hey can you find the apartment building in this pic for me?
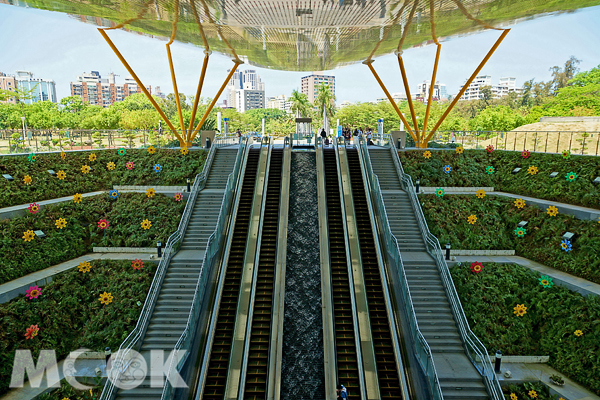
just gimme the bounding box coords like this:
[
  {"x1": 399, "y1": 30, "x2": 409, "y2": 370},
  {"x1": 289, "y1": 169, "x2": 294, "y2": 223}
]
[
  {"x1": 70, "y1": 71, "x2": 151, "y2": 107},
  {"x1": 301, "y1": 72, "x2": 335, "y2": 104}
]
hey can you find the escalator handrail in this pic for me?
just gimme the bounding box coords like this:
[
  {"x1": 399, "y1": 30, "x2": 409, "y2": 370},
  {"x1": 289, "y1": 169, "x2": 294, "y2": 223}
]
[
  {"x1": 387, "y1": 145, "x2": 504, "y2": 400},
  {"x1": 358, "y1": 140, "x2": 443, "y2": 399},
  {"x1": 99, "y1": 136, "x2": 239, "y2": 400},
  {"x1": 161, "y1": 137, "x2": 251, "y2": 400}
]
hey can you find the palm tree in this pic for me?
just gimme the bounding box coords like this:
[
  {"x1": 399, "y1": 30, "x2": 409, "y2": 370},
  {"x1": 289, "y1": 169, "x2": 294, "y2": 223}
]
[
  {"x1": 289, "y1": 89, "x2": 311, "y2": 118},
  {"x1": 314, "y1": 83, "x2": 336, "y2": 132}
]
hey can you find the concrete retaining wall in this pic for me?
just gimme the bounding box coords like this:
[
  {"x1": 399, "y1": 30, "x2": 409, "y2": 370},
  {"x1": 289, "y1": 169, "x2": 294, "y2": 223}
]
[
  {"x1": 540, "y1": 116, "x2": 600, "y2": 123},
  {"x1": 450, "y1": 250, "x2": 515, "y2": 256},
  {"x1": 92, "y1": 247, "x2": 157, "y2": 253}
]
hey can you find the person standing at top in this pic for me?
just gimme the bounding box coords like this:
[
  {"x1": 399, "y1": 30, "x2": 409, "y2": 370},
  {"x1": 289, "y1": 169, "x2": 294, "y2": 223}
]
[
  {"x1": 321, "y1": 128, "x2": 327, "y2": 140},
  {"x1": 366, "y1": 129, "x2": 372, "y2": 146}
]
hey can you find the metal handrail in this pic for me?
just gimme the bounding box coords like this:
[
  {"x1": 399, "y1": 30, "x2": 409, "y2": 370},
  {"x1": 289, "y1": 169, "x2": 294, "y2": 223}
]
[
  {"x1": 387, "y1": 145, "x2": 504, "y2": 400},
  {"x1": 161, "y1": 137, "x2": 249, "y2": 399},
  {"x1": 99, "y1": 136, "x2": 238, "y2": 400},
  {"x1": 357, "y1": 140, "x2": 443, "y2": 400}
]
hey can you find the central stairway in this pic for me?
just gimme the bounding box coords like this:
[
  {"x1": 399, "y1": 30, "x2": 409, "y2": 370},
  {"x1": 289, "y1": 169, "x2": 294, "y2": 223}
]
[{"x1": 368, "y1": 148, "x2": 489, "y2": 400}]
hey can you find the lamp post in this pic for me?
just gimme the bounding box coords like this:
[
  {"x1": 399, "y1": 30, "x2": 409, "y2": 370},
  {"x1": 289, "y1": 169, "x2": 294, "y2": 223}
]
[
  {"x1": 445, "y1": 243, "x2": 451, "y2": 260},
  {"x1": 415, "y1": 178, "x2": 420, "y2": 193},
  {"x1": 186, "y1": 178, "x2": 191, "y2": 193}
]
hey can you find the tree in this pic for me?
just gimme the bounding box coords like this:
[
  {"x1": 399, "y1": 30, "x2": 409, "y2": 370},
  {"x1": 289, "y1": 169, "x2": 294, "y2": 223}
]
[
  {"x1": 314, "y1": 83, "x2": 336, "y2": 129},
  {"x1": 569, "y1": 64, "x2": 600, "y2": 87},
  {"x1": 549, "y1": 56, "x2": 581, "y2": 94},
  {"x1": 289, "y1": 89, "x2": 311, "y2": 118},
  {"x1": 478, "y1": 85, "x2": 493, "y2": 110}
]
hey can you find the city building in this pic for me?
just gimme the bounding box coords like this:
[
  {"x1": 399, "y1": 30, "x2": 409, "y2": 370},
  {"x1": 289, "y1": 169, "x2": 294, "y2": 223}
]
[
  {"x1": 416, "y1": 80, "x2": 448, "y2": 102},
  {"x1": 154, "y1": 86, "x2": 166, "y2": 99},
  {"x1": 1, "y1": 71, "x2": 58, "y2": 104},
  {"x1": 0, "y1": 72, "x2": 17, "y2": 104},
  {"x1": 301, "y1": 72, "x2": 335, "y2": 104},
  {"x1": 225, "y1": 69, "x2": 265, "y2": 111},
  {"x1": 70, "y1": 71, "x2": 152, "y2": 107},
  {"x1": 376, "y1": 92, "x2": 417, "y2": 103},
  {"x1": 266, "y1": 95, "x2": 292, "y2": 113},
  {"x1": 459, "y1": 75, "x2": 521, "y2": 100}
]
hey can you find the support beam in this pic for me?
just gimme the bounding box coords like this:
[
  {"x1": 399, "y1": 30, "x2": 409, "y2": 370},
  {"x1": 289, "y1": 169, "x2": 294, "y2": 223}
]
[
  {"x1": 188, "y1": 52, "x2": 210, "y2": 143},
  {"x1": 396, "y1": 54, "x2": 420, "y2": 143},
  {"x1": 424, "y1": 29, "x2": 510, "y2": 143},
  {"x1": 364, "y1": 59, "x2": 417, "y2": 144},
  {"x1": 166, "y1": 45, "x2": 186, "y2": 140},
  {"x1": 98, "y1": 28, "x2": 184, "y2": 145},
  {"x1": 190, "y1": 60, "x2": 243, "y2": 143},
  {"x1": 421, "y1": 0, "x2": 442, "y2": 141}
]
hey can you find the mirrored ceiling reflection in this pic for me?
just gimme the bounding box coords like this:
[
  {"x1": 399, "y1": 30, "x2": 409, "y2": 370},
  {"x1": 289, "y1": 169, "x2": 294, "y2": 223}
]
[{"x1": 3, "y1": 0, "x2": 600, "y2": 70}]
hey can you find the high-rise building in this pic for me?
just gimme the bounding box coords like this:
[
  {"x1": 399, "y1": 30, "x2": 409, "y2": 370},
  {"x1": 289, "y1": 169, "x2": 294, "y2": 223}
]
[
  {"x1": 9, "y1": 71, "x2": 57, "y2": 104},
  {"x1": 70, "y1": 71, "x2": 152, "y2": 107},
  {"x1": 0, "y1": 72, "x2": 17, "y2": 104},
  {"x1": 416, "y1": 80, "x2": 448, "y2": 102},
  {"x1": 301, "y1": 72, "x2": 335, "y2": 104},
  {"x1": 459, "y1": 75, "x2": 521, "y2": 100},
  {"x1": 225, "y1": 69, "x2": 265, "y2": 111},
  {"x1": 266, "y1": 94, "x2": 292, "y2": 113}
]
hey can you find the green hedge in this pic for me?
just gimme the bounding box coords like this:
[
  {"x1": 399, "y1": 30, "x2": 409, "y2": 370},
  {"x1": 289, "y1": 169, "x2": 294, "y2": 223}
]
[
  {"x1": 0, "y1": 148, "x2": 206, "y2": 208},
  {"x1": 502, "y1": 382, "x2": 562, "y2": 400},
  {"x1": 451, "y1": 262, "x2": 600, "y2": 396},
  {"x1": 0, "y1": 192, "x2": 184, "y2": 285},
  {"x1": 421, "y1": 195, "x2": 600, "y2": 283},
  {"x1": 398, "y1": 150, "x2": 600, "y2": 208},
  {"x1": 0, "y1": 259, "x2": 156, "y2": 396}
]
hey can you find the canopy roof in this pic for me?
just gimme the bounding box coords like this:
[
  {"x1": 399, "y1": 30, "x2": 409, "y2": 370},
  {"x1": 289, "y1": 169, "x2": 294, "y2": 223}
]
[{"x1": 10, "y1": 0, "x2": 600, "y2": 70}]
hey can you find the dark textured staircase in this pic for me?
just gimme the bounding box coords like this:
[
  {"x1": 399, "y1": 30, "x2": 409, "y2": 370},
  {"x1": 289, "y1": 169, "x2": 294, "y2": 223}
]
[
  {"x1": 368, "y1": 148, "x2": 489, "y2": 400},
  {"x1": 114, "y1": 147, "x2": 239, "y2": 400}
]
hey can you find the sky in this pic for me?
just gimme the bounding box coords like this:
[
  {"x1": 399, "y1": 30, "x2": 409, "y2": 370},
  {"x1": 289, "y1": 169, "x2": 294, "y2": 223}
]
[{"x1": 0, "y1": 3, "x2": 600, "y2": 104}]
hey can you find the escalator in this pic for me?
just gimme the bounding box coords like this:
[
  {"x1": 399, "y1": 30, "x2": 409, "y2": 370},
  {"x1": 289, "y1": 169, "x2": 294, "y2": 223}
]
[
  {"x1": 323, "y1": 148, "x2": 362, "y2": 399},
  {"x1": 243, "y1": 148, "x2": 284, "y2": 399},
  {"x1": 202, "y1": 148, "x2": 261, "y2": 400},
  {"x1": 346, "y1": 148, "x2": 403, "y2": 400}
]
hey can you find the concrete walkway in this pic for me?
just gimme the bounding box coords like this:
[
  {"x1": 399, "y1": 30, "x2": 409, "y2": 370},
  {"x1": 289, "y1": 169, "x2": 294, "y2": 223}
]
[
  {"x1": 0, "y1": 252, "x2": 159, "y2": 304},
  {"x1": 419, "y1": 187, "x2": 600, "y2": 221},
  {"x1": 451, "y1": 255, "x2": 600, "y2": 298}
]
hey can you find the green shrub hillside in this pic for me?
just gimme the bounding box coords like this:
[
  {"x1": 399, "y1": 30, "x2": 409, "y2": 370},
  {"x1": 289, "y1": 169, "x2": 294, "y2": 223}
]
[
  {"x1": 0, "y1": 192, "x2": 184, "y2": 285},
  {"x1": 398, "y1": 150, "x2": 600, "y2": 208},
  {"x1": 0, "y1": 259, "x2": 156, "y2": 396},
  {"x1": 0, "y1": 148, "x2": 206, "y2": 208},
  {"x1": 421, "y1": 195, "x2": 600, "y2": 283},
  {"x1": 451, "y1": 262, "x2": 600, "y2": 395}
]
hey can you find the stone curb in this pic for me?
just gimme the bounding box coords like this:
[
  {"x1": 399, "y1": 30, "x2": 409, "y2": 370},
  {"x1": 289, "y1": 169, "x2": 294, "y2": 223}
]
[
  {"x1": 419, "y1": 186, "x2": 494, "y2": 194},
  {"x1": 113, "y1": 185, "x2": 188, "y2": 192},
  {"x1": 450, "y1": 250, "x2": 515, "y2": 256},
  {"x1": 93, "y1": 247, "x2": 157, "y2": 253}
]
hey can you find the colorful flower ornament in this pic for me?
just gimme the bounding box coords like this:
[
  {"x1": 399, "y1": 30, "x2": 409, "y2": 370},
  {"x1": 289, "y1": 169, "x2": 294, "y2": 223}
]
[
  {"x1": 565, "y1": 172, "x2": 577, "y2": 182},
  {"x1": 28, "y1": 153, "x2": 37, "y2": 163},
  {"x1": 561, "y1": 239, "x2": 572, "y2": 252},
  {"x1": 132, "y1": 259, "x2": 144, "y2": 270},
  {"x1": 60, "y1": 151, "x2": 66, "y2": 160},
  {"x1": 527, "y1": 166, "x2": 538, "y2": 175},
  {"x1": 26, "y1": 285, "x2": 42, "y2": 300},
  {"x1": 514, "y1": 198, "x2": 526, "y2": 209},
  {"x1": 423, "y1": 151, "x2": 432, "y2": 159},
  {"x1": 126, "y1": 161, "x2": 135, "y2": 170},
  {"x1": 118, "y1": 148, "x2": 126, "y2": 156},
  {"x1": 470, "y1": 262, "x2": 483, "y2": 274},
  {"x1": 510, "y1": 393, "x2": 518, "y2": 400},
  {"x1": 28, "y1": 203, "x2": 40, "y2": 214},
  {"x1": 174, "y1": 192, "x2": 183, "y2": 202},
  {"x1": 107, "y1": 161, "x2": 116, "y2": 171},
  {"x1": 514, "y1": 227, "x2": 526, "y2": 237},
  {"x1": 455, "y1": 146, "x2": 464, "y2": 154},
  {"x1": 73, "y1": 193, "x2": 83, "y2": 204},
  {"x1": 467, "y1": 214, "x2": 477, "y2": 224},
  {"x1": 476, "y1": 189, "x2": 486, "y2": 198},
  {"x1": 55, "y1": 218, "x2": 67, "y2": 229},
  {"x1": 528, "y1": 389, "x2": 538, "y2": 398},
  {"x1": 574, "y1": 329, "x2": 583, "y2": 337},
  {"x1": 146, "y1": 188, "x2": 156, "y2": 198},
  {"x1": 486, "y1": 144, "x2": 494, "y2": 153},
  {"x1": 89, "y1": 153, "x2": 97, "y2": 162},
  {"x1": 147, "y1": 146, "x2": 156, "y2": 154},
  {"x1": 81, "y1": 165, "x2": 91, "y2": 174},
  {"x1": 25, "y1": 324, "x2": 39, "y2": 340},
  {"x1": 435, "y1": 188, "x2": 445, "y2": 197},
  {"x1": 180, "y1": 147, "x2": 189, "y2": 155},
  {"x1": 98, "y1": 219, "x2": 109, "y2": 230},
  {"x1": 539, "y1": 275, "x2": 554, "y2": 288},
  {"x1": 78, "y1": 261, "x2": 92, "y2": 273},
  {"x1": 140, "y1": 219, "x2": 152, "y2": 230},
  {"x1": 486, "y1": 166, "x2": 495, "y2": 175},
  {"x1": 109, "y1": 190, "x2": 119, "y2": 200},
  {"x1": 522, "y1": 150, "x2": 531, "y2": 159},
  {"x1": 153, "y1": 164, "x2": 162, "y2": 173},
  {"x1": 99, "y1": 292, "x2": 114, "y2": 305},
  {"x1": 547, "y1": 205, "x2": 559, "y2": 217},
  {"x1": 56, "y1": 170, "x2": 66, "y2": 180},
  {"x1": 513, "y1": 304, "x2": 527, "y2": 317},
  {"x1": 23, "y1": 175, "x2": 32, "y2": 185},
  {"x1": 443, "y1": 165, "x2": 451, "y2": 174},
  {"x1": 562, "y1": 150, "x2": 570, "y2": 159},
  {"x1": 22, "y1": 230, "x2": 35, "y2": 242}
]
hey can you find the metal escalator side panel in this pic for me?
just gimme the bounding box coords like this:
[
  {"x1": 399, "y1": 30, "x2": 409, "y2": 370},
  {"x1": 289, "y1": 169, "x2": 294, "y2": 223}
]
[
  {"x1": 224, "y1": 141, "x2": 271, "y2": 400},
  {"x1": 197, "y1": 146, "x2": 261, "y2": 400},
  {"x1": 335, "y1": 143, "x2": 381, "y2": 400},
  {"x1": 269, "y1": 140, "x2": 292, "y2": 400},
  {"x1": 316, "y1": 144, "x2": 338, "y2": 400}
]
